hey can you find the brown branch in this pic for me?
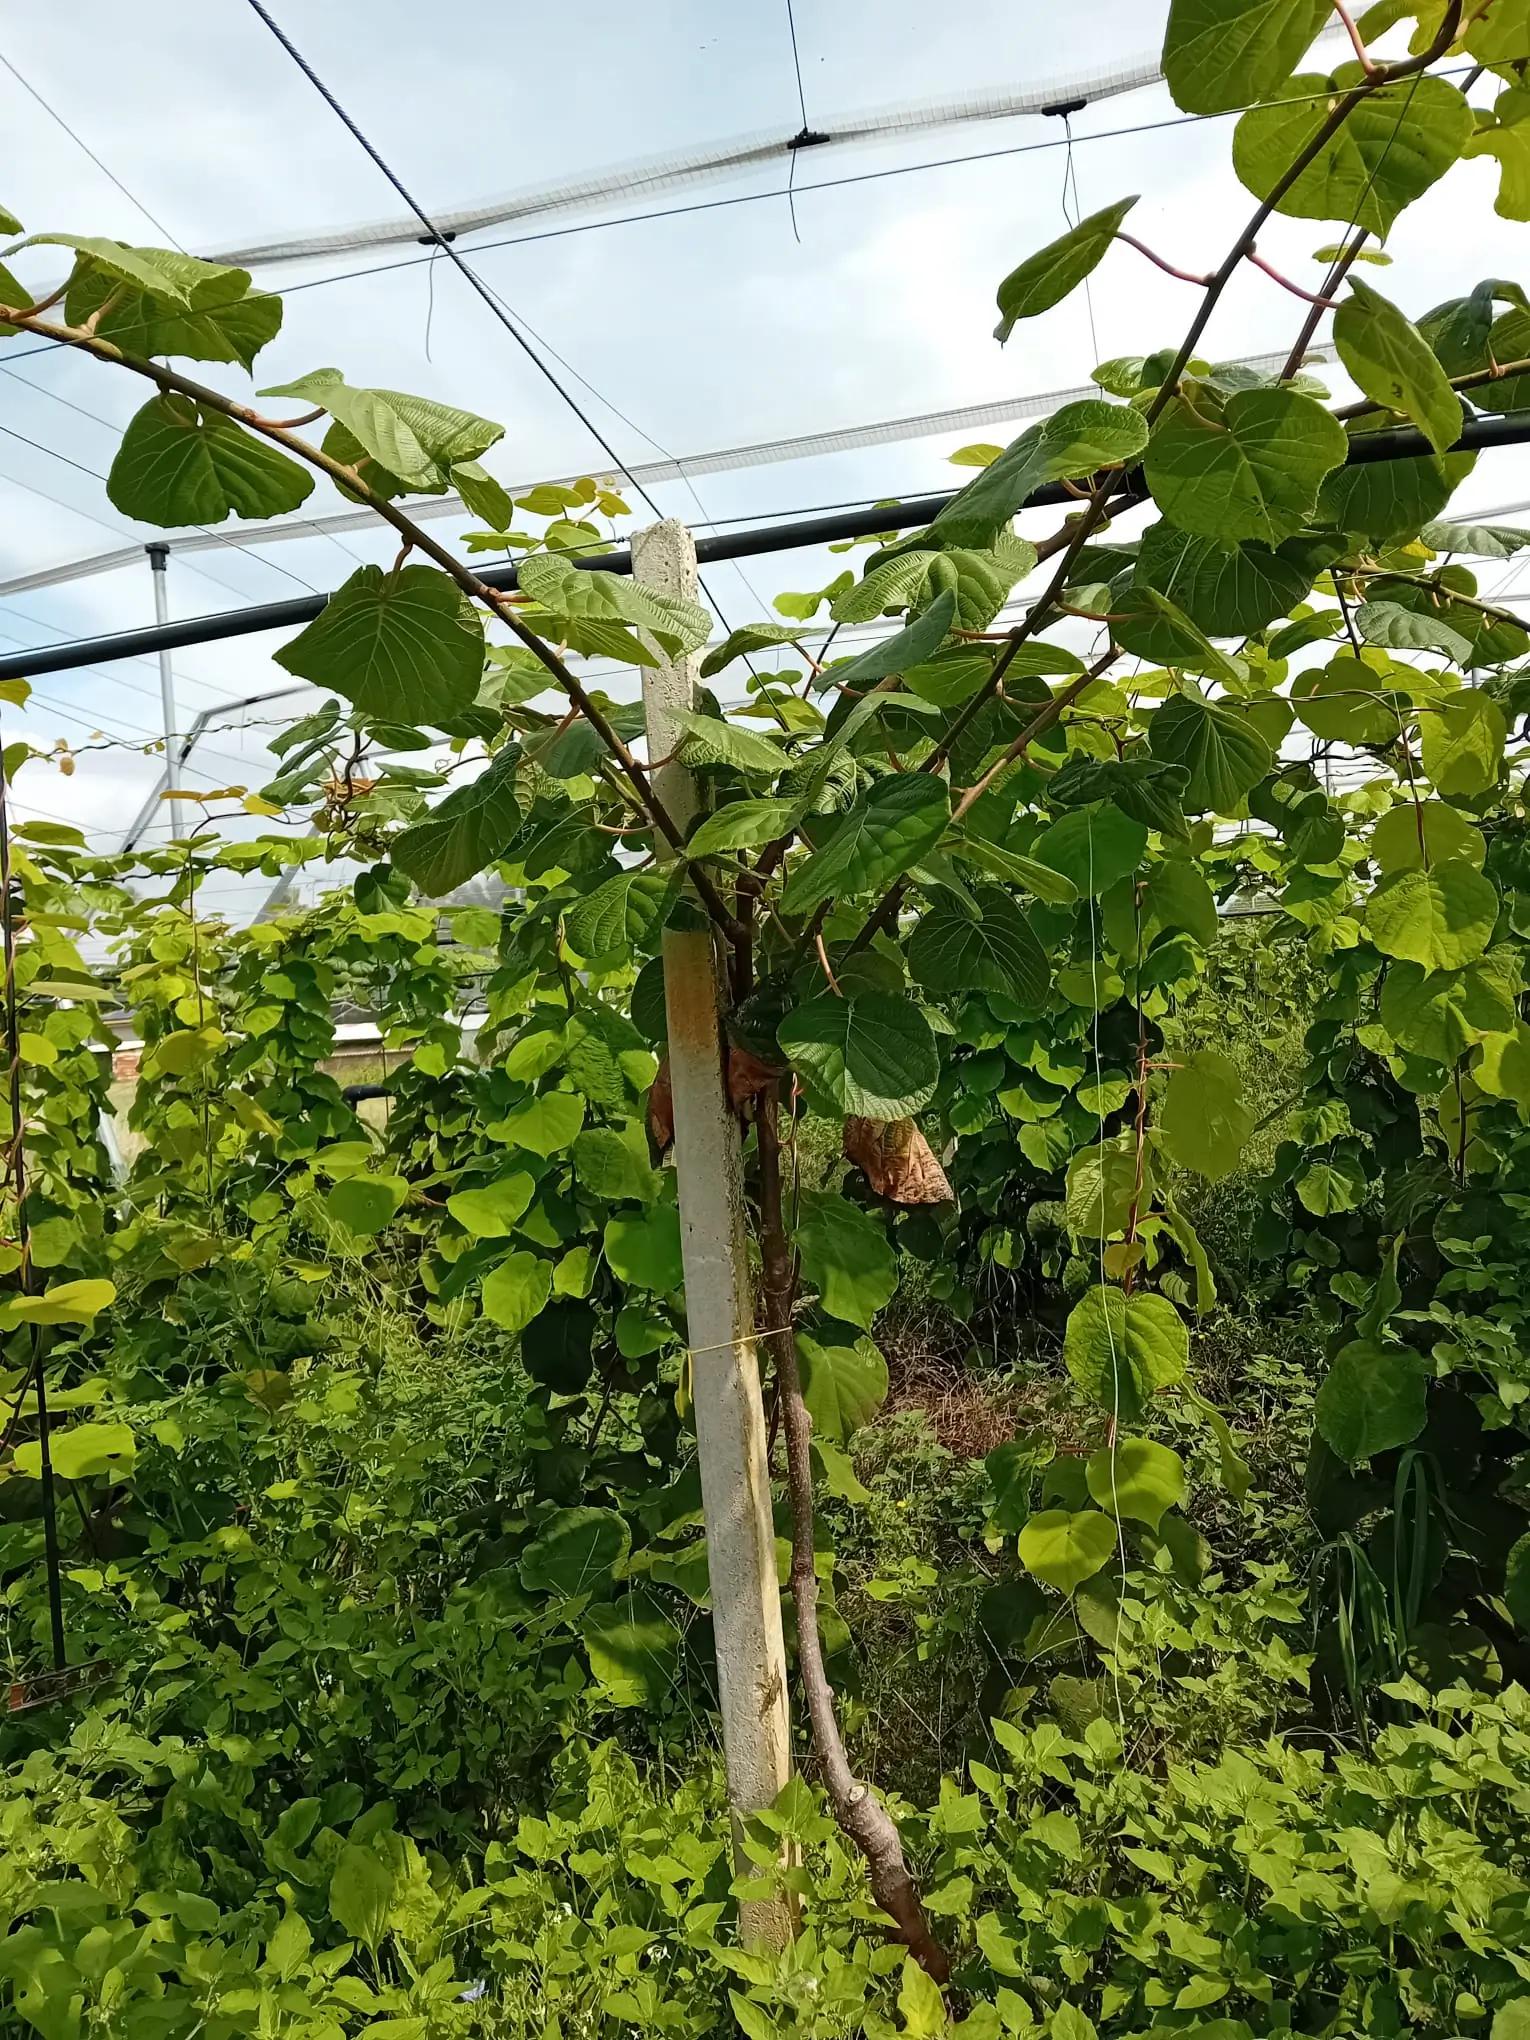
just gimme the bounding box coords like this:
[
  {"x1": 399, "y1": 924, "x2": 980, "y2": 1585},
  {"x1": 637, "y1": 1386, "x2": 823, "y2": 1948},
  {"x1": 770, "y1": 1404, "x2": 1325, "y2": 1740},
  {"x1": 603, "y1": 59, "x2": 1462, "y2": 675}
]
[
  {"x1": 0, "y1": 303, "x2": 745, "y2": 942},
  {"x1": 756, "y1": 1091, "x2": 950, "y2": 1984},
  {"x1": 844, "y1": 644, "x2": 1121, "y2": 959}
]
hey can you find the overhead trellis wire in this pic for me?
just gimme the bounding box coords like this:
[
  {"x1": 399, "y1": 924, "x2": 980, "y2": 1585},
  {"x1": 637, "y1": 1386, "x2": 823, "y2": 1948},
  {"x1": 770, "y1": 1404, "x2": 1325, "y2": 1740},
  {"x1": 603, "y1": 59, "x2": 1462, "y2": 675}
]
[
  {"x1": 5, "y1": 410, "x2": 1530, "y2": 686},
  {"x1": 201, "y1": 49, "x2": 1207, "y2": 268},
  {"x1": 0, "y1": 53, "x2": 1472, "y2": 359}
]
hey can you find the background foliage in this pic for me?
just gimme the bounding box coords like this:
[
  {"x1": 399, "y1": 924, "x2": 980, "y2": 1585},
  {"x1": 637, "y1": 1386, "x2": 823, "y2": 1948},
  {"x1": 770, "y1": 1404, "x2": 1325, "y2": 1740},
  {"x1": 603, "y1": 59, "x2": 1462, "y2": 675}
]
[{"x1": 5, "y1": 0, "x2": 1530, "y2": 2032}]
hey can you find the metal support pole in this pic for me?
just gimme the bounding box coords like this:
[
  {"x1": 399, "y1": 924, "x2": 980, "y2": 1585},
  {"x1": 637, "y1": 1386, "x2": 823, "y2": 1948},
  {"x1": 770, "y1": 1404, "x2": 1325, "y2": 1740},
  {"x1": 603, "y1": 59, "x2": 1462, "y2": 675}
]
[
  {"x1": 632, "y1": 517, "x2": 795, "y2": 1952},
  {"x1": 145, "y1": 545, "x2": 182, "y2": 840}
]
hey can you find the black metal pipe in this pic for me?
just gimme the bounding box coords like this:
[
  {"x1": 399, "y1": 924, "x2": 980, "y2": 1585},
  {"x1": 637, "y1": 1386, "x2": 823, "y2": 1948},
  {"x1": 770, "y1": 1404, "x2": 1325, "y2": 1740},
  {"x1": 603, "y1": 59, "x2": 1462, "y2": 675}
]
[{"x1": 2, "y1": 414, "x2": 1526, "y2": 682}]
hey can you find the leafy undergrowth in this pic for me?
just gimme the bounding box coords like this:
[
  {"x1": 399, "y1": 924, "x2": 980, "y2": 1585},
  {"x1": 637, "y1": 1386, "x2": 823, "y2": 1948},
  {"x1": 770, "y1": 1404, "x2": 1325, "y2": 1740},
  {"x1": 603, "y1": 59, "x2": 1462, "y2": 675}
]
[{"x1": 4, "y1": 1306, "x2": 1528, "y2": 2039}]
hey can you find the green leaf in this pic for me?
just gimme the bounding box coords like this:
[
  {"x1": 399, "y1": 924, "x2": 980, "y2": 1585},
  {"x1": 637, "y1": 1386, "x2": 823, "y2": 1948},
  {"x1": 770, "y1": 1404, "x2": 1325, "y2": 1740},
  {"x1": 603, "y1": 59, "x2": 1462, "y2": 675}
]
[
  {"x1": 1321, "y1": 440, "x2": 1475, "y2": 544},
  {"x1": 1334, "y1": 279, "x2": 1463, "y2": 455},
  {"x1": 934, "y1": 401, "x2": 1149, "y2": 549},
  {"x1": 948, "y1": 832, "x2": 1081, "y2": 904},
  {"x1": 795, "y1": 1192, "x2": 896, "y2": 1332},
  {"x1": 489, "y1": 1090, "x2": 586, "y2": 1157},
  {"x1": 1380, "y1": 955, "x2": 1518, "y2": 1062},
  {"x1": 1086, "y1": 1437, "x2": 1187, "y2": 1528},
  {"x1": 14, "y1": 1420, "x2": 135, "y2": 1482},
  {"x1": 1367, "y1": 860, "x2": 1498, "y2": 971},
  {"x1": 516, "y1": 551, "x2": 709, "y2": 657},
  {"x1": 994, "y1": 197, "x2": 1138, "y2": 341},
  {"x1": 328, "y1": 1844, "x2": 392, "y2": 1954},
  {"x1": 565, "y1": 1005, "x2": 644, "y2": 1111},
  {"x1": 1113, "y1": 586, "x2": 1247, "y2": 683},
  {"x1": 324, "y1": 1176, "x2": 406, "y2": 1236},
  {"x1": 1296, "y1": 1157, "x2": 1366, "y2": 1216},
  {"x1": 66, "y1": 263, "x2": 281, "y2": 368},
  {"x1": 1371, "y1": 799, "x2": 1484, "y2": 873},
  {"x1": 1147, "y1": 691, "x2": 1272, "y2": 812},
  {"x1": 830, "y1": 550, "x2": 934, "y2": 625},
  {"x1": 261, "y1": 367, "x2": 502, "y2": 490},
  {"x1": 572, "y1": 1127, "x2": 659, "y2": 1210},
  {"x1": 1421, "y1": 516, "x2": 1530, "y2": 559},
  {"x1": 1181, "y1": 1382, "x2": 1249, "y2": 1498},
  {"x1": 1063, "y1": 1286, "x2": 1189, "y2": 1421},
  {"x1": 1066, "y1": 1135, "x2": 1144, "y2": 1243},
  {"x1": 908, "y1": 887, "x2": 1048, "y2": 1005},
  {"x1": 481, "y1": 1250, "x2": 552, "y2": 1333},
  {"x1": 698, "y1": 621, "x2": 807, "y2": 676},
  {"x1": 1232, "y1": 72, "x2": 1471, "y2": 235},
  {"x1": 777, "y1": 993, "x2": 940, "y2": 1119},
  {"x1": 1133, "y1": 522, "x2": 1310, "y2": 638},
  {"x1": 447, "y1": 1171, "x2": 535, "y2": 1238},
  {"x1": 582, "y1": 1593, "x2": 681, "y2": 1707},
  {"x1": 1507, "y1": 1538, "x2": 1530, "y2": 1634},
  {"x1": 392, "y1": 744, "x2": 521, "y2": 896},
  {"x1": 897, "y1": 1957, "x2": 949, "y2": 2039},
  {"x1": 687, "y1": 798, "x2": 798, "y2": 857},
  {"x1": 1292, "y1": 654, "x2": 1405, "y2": 745},
  {"x1": 1133, "y1": 858, "x2": 1218, "y2": 949},
  {"x1": 604, "y1": 1205, "x2": 684, "y2": 1292},
  {"x1": 0, "y1": 1278, "x2": 114, "y2": 1328},
  {"x1": 798, "y1": 1327, "x2": 889, "y2": 1440},
  {"x1": 522, "y1": 1300, "x2": 597, "y2": 1392},
  {"x1": 1159, "y1": 1048, "x2": 1253, "y2": 1182},
  {"x1": 1146, "y1": 389, "x2": 1345, "y2": 545},
  {"x1": 824, "y1": 590, "x2": 958, "y2": 687},
  {"x1": 565, "y1": 869, "x2": 673, "y2": 962},
  {"x1": 1420, "y1": 690, "x2": 1507, "y2": 796},
  {"x1": 1354, "y1": 597, "x2": 1473, "y2": 665},
  {"x1": 1162, "y1": 0, "x2": 1330, "y2": 114},
  {"x1": 106, "y1": 394, "x2": 313, "y2": 527},
  {"x1": 1314, "y1": 1340, "x2": 1428, "y2": 1465},
  {"x1": 671, "y1": 708, "x2": 786, "y2": 778},
  {"x1": 521, "y1": 1506, "x2": 630, "y2": 1596},
  {"x1": 1034, "y1": 804, "x2": 1147, "y2": 895},
  {"x1": 29, "y1": 236, "x2": 249, "y2": 308},
  {"x1": 1474, "y1": 1020, "x2": 1530, "y2": 1105},
  {"x1": 275, "y1": 565, "x2": 484, "y2": 724},
  {"x1": 781, "y1": 776, "x2": 950, "y2": 915},
  {"x1": 450, "y1": 458, "x2": 514, "y2": 529},
  {"x1": 1017, "y1": 1509, "x2": 1117, "y2": 1592}
]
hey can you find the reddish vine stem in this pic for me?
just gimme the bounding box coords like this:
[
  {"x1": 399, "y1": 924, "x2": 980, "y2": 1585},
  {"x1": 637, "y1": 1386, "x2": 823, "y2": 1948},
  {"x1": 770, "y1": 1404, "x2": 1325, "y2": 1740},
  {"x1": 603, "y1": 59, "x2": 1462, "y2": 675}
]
[
  {"x1": 1245, "y1": 248, "x2": 1336, "y2": 308},
  {"x1": 1116, "y1": 232, "x2": 1213, "y2": 288},
  {"x1": 756, "y1": 1090, "x2": 950, "y2": 1984},
  {"x1": 0, "y1": 304, "x2": 745, "y2": 945},
  {"x1": 1332, "y1": 0, "x2": 1379, "y2": 72}
]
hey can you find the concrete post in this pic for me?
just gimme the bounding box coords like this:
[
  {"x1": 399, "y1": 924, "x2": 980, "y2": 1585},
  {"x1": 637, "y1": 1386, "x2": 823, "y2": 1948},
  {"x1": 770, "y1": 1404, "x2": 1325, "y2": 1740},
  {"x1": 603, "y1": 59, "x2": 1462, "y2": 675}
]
[{"x1": 631, "y1": 519, "x2": 795, "y2": 1951}]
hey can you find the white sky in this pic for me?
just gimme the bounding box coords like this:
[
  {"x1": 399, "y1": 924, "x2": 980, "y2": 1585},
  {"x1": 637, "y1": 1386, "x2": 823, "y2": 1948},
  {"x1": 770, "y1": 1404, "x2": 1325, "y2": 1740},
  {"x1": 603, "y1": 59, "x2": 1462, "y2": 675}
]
[{"x1": 1, "y1": 0, "x2": 1528, "y2": 900}]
